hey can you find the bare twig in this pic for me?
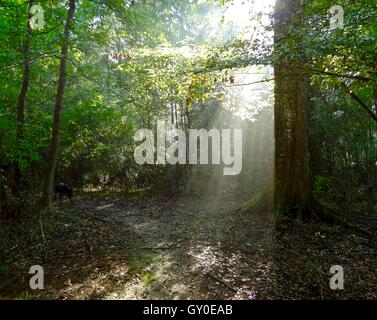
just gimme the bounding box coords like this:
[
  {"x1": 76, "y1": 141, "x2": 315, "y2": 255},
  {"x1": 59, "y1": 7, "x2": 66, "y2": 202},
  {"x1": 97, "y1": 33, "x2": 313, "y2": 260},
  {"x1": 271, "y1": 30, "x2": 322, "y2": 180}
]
[
  {"x1": 39, "y1": 215, "x2": 46, "y2": 243},
  {"x1": 206, "y1": 272, "x2": 237, "y2": 292}
]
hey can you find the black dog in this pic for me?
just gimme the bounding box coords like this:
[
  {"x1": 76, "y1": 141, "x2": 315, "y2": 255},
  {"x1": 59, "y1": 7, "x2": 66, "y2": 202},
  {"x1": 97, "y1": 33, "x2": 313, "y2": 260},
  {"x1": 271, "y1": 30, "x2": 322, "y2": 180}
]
[{"x1": 54, "y1": 183, "x2": 73, "y2": 203}]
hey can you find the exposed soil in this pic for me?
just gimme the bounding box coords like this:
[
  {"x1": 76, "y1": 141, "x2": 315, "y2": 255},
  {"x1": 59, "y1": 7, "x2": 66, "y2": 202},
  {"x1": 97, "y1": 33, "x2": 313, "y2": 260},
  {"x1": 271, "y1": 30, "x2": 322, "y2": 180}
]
[{"x1": 1, "y1": 172, "x2": 376, "y2": 300}]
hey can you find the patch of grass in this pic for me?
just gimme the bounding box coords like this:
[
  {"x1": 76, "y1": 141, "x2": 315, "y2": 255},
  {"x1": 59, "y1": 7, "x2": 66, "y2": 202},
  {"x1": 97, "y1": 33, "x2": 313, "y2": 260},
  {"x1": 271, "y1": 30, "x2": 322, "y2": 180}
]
[
  {"x1": 128, "y1": 254, "x2": 154, "y2": 277},
  {"x1": 9, "y1": 291, "x2": 39, "y2": 300},
  {"x1": 128, "y1": 254, "x2": 156, "y2": 285},
  {"x1": 140, "y1": 271, "x2": 155, "y2": 285}
]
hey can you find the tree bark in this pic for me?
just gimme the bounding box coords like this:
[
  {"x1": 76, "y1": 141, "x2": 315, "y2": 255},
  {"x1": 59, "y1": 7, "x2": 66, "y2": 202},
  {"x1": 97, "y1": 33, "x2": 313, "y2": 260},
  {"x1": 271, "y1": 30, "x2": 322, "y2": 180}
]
[
  {"x1": 45, "y1": 0, "x2": 76, "y2": 207},
  {"x1": 274, "y1": 0, "x2": 312, "y2": 220},
  {"x1": 12, "y1": 0, "x2": 34, "y2": 193},
  {"x1": 17, "y1": 0, "x2": 33, "y2": 137}
]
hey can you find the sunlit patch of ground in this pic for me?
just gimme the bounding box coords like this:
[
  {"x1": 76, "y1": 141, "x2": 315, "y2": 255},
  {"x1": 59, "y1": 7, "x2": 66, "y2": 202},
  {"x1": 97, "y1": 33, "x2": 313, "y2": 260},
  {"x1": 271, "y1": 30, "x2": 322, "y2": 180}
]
[
  {"x1": 68, "y1": 170, "x2": 277, "y2": 300},
  {"x1": 1, "y1": 177, "x2": 376, "y2": 299}
]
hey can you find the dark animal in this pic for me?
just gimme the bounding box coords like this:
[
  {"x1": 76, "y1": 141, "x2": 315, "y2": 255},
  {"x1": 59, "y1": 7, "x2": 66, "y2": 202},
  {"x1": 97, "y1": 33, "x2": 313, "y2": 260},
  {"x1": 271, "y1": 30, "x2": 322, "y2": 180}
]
[{"x1": 54, "y1": 183, "x2": 73, "y2": 203}]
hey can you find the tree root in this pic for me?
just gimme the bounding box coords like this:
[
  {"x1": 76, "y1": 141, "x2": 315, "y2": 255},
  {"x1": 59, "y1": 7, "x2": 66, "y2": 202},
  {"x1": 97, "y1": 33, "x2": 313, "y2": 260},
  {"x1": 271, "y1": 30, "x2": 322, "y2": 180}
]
[{"x1": 309, "y1": 198, "x2": 371, "y2": 236}]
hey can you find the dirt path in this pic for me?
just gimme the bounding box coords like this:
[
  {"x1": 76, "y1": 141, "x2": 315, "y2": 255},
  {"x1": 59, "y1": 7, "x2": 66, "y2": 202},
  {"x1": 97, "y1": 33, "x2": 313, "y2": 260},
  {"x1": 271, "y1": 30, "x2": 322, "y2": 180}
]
[
  {"x1": 112, "y1": 187, "x2": 273, "y2": 299},
  {"x1": 74, "y1": 191, "x2": 272, "y2": 299},
  {"x1": 32, "y1": 171, "x2": 275, "y2": 300}
]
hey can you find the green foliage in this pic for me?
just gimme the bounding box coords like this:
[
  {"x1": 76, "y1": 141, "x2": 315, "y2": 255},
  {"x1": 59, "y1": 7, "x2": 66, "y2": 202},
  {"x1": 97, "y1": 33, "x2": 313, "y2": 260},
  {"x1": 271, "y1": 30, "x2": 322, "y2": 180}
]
[
  {"x1": 314, "y1": 176, "x2": 331, "y2": 196},
  {"x1": 0, "y1": 0, "x2": 228, "y2": 191},
  {"x1": 0, "y1": 0, "x2": 375, "y2": 211},
  {"x1": 128, "y1": 254, "x2": 154, "y2": 282},
  {"x1": 0, "y1": 264, "x2": 10, "y2": 274},
  {"x1": 0, "y1": 114, "x2": 45, "y2": 171}
]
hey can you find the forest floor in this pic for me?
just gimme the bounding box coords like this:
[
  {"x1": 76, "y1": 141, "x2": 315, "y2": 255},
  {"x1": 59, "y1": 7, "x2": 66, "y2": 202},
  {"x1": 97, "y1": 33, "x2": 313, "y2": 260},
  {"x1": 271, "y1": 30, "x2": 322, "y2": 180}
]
[{"x1": 1, "y1": 171, "x2": 377, "y2": 299}]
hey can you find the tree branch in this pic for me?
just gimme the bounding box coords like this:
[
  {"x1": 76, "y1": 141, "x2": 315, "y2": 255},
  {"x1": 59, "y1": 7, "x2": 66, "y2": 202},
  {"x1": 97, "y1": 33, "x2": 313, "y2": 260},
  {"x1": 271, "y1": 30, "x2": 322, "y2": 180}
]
[
  {"x1": 0, "y1": 50, "x2": 59, "y2": 72},
  {"x1": 312, "y1": 69, "x2": 376, "y2": 82},
  {"x1": 341, "y1": 83, "x2": 377, "y2": 123}
]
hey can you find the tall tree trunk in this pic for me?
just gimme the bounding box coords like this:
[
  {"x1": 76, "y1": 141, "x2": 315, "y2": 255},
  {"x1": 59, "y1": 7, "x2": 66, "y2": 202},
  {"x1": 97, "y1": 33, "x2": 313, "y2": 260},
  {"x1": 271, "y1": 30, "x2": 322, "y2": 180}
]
[
  {"x1": 274, "y1": 0, "x2": 312, "y2": 220},
  {"x1": 12, "y1": 0, "x2": 34, "y2": 193},
  {"x1": 17, "y1": 0, "x2": 33, "y2": 138},
  {"x1": 45, "y1": 0, "x2": 76, "y2": 207}
]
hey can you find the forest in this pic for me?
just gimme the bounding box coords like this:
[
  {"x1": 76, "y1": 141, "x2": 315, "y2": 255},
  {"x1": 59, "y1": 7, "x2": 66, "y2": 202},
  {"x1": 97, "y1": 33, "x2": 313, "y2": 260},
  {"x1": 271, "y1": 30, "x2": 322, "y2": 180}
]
[{"x1": 0, "y1": 0, "x2": 376, "y2": 300}]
